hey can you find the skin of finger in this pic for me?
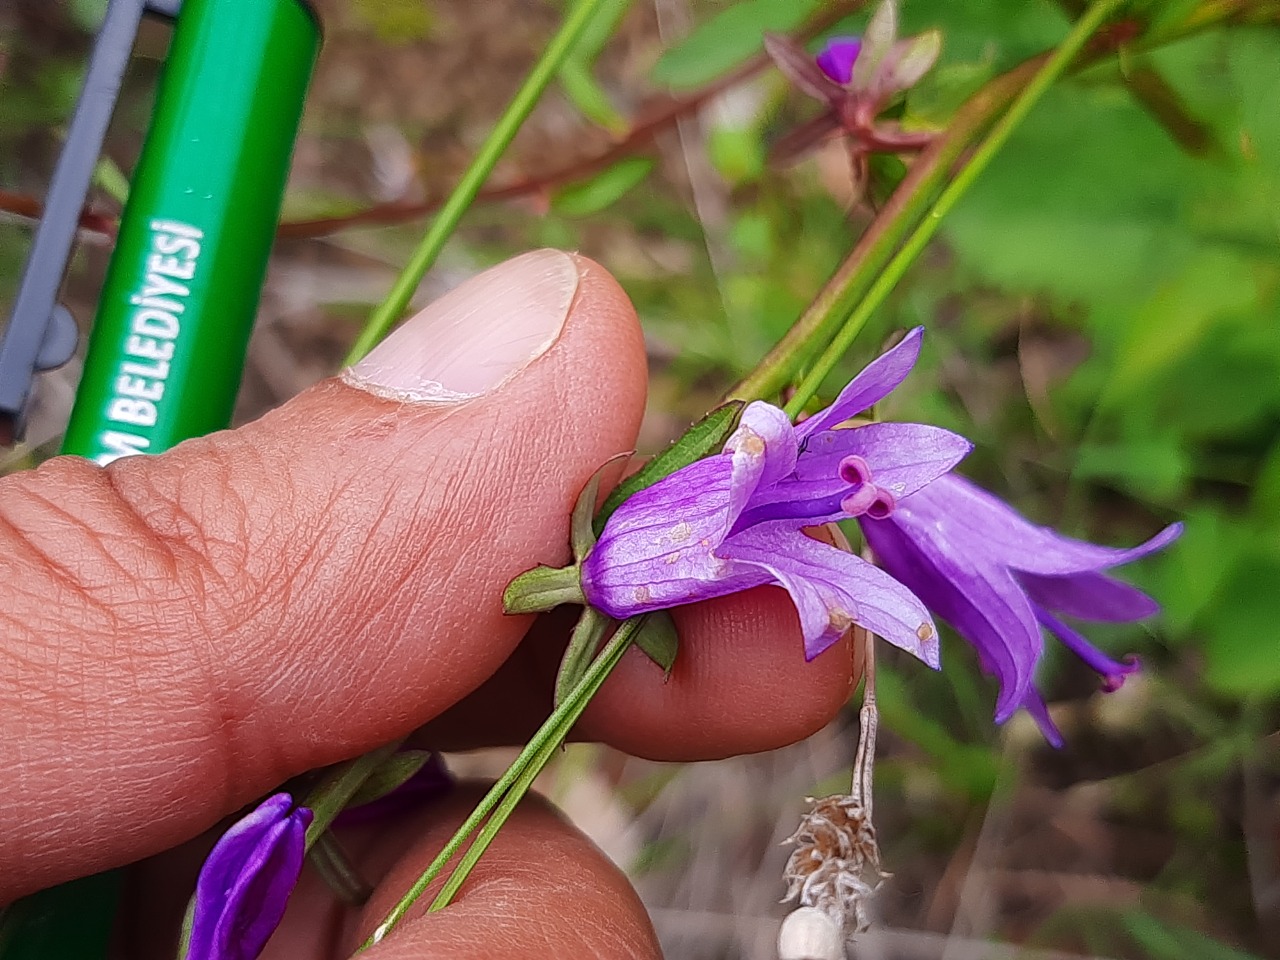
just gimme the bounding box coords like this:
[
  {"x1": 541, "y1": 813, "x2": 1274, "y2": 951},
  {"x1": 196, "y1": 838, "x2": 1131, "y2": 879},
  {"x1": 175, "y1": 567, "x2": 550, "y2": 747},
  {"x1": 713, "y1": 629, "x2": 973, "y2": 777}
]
[
  {"x1": 236, "y1": 785, "x2": 660, "y2": 960},
  {"x1": 0, "y1": 258, "x2": 647, "y2": 899},
  {"x1": 417, "y1": 587, "x2": 860, "y2": 761}
]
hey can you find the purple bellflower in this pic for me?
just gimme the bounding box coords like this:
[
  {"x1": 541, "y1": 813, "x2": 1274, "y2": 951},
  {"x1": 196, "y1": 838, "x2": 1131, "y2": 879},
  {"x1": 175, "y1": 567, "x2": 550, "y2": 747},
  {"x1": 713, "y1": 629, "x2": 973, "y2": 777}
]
[
  {"x1": 816, "y1": 38, "x2": 863, "y2": 86},
  {"x1": 859, "y1": 475, "x2": 1182, "y2": 746},
  {"x1": 764, "y1": 0, "x2": 941, "y2": 172},
  {"x1": 187, "y1": 793, "x2": 312, "y2": 960},
  {"x1": 581, "y1": 327, "x2": 972, "y2": 665}
]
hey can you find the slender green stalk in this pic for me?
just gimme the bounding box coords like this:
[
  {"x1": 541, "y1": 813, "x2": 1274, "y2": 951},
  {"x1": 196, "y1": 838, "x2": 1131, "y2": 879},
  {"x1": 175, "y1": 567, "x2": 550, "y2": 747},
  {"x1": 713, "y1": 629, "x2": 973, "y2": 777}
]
[
  {"x1": 343, "y1": 0, "x2": 613, "y2": 364},
  {"x1": 728, "y1": 61, "x2": 1037, "y2": 404},
  {"x1": 427, "y1": 619, "x2": 638, "y2": 909},
  {"x1": 362, "y1": 617, "x2": 646, "y2": 949},
  {"x1": 784, "y1": 0, "x2": 1123, "y2": 418}
]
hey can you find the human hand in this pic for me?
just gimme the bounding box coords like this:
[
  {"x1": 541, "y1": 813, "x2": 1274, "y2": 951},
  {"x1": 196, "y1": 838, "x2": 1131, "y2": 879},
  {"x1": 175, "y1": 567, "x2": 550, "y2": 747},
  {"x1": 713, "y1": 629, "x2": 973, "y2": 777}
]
[{"x1": 0, "y1": 250, "x2": 859, "y2": 957}]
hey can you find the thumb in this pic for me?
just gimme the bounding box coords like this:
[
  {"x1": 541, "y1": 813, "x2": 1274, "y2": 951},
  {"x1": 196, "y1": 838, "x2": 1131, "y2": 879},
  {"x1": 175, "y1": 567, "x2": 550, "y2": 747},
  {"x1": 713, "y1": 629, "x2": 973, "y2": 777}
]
[{"x1": 0, "y1": 249, "x2": 647, "y2": 897}]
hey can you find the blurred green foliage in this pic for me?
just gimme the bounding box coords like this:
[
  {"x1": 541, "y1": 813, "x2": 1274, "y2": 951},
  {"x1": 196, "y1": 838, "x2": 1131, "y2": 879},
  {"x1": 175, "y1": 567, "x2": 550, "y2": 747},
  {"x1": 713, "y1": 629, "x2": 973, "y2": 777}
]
[{"x1": 1, "y1": 0, "x2": 1276, "y2": 955}]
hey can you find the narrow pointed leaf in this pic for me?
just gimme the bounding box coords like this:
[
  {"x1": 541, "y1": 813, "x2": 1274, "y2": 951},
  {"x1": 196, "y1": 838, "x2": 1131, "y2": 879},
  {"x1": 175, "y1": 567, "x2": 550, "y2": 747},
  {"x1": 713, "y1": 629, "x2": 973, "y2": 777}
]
[
  {"x1": 572, "y1": 452, "x2": 631, "y2": 563},
  {"x1": 344, "y1": 751, "x2": 434, "y2": 809},
  {"x1": 764, "y1": 32, "x2": 844, "y2": 103},
  {"x1": 504, "y1": 564, "x2": 585, "y2": 614},
  {"x1": 555, "y1": 606, "x2": 613, "y2": 706},
  {"x1": 877, "y1": 30, "x2": 942, "y2": 95},
  {"x1": 633, "y1": 610, "x2": 679, "y2": 675},
  {"x1": 851, "y1": 0, "x2": 898, "y2": 88}
]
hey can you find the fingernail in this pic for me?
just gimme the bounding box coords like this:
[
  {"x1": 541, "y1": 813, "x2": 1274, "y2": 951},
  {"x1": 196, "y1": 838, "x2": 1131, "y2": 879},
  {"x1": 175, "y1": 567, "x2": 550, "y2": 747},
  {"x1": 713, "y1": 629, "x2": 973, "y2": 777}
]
[{"x1": 342, "y1": 249, "x2": 580, "y2": 403}]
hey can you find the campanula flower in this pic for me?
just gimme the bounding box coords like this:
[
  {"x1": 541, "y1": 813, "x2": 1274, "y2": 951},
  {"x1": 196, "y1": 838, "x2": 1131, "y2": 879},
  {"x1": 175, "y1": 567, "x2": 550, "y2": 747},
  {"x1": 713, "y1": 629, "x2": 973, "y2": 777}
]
[
  {"x1": 187, "y1": 793, "x2": 312, "y2": 960},
  {"x1": 816, "y1": 38, "x2": 863, "y2": 85},
  {"x1": 581, "y1": 327, "x2": 971, "y2": 664},
  {"x1": 764, "y1": 0, "x2": 941, "y2": 172},
  {"x1": 859, "y1": 475, "x2": 1182, "y2": 745}
]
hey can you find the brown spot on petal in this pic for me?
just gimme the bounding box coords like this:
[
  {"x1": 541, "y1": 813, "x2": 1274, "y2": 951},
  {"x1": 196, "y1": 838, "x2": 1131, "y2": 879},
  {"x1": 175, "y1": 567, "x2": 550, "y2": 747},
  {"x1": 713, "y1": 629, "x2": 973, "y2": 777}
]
[
  {"x1": 669, "y1": 521, "x2": 693, "y2": 543},
  {"x1": 634, "y1": 585, "x2": 652, "y2": 604},
  {"x1": 828, "y1": 607, "x2": 855, "y2": 634},
  {"x1": 917, "y1": 622, "x2": 935, "y2": 642}
]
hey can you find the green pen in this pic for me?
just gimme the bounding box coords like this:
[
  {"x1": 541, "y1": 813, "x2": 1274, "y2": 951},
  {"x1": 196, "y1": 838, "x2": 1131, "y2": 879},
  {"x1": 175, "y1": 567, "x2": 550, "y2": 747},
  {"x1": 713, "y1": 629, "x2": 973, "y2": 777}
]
[{"x1": 0, "y1": 0, "x2": 320, "y2": 954}]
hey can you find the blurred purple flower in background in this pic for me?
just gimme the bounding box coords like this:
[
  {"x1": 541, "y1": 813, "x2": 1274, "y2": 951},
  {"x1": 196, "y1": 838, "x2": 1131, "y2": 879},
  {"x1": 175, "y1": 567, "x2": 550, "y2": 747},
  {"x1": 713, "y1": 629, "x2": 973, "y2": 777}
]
[
  {"x1": 187, "y1": 793, "x2": 311, "y2": 960},
  {"x1": 763, "y1": 0, "x2": 941, "y2": 180},
  {"x1": 815, "y1": 37, "x2": 863, "y2": 85},
  {"x1": 582, "y1": 327, "x2": 971, "y2": 664},
  {"x1": 860, "y1": 475, "x2": 1182, "y2": 745}
]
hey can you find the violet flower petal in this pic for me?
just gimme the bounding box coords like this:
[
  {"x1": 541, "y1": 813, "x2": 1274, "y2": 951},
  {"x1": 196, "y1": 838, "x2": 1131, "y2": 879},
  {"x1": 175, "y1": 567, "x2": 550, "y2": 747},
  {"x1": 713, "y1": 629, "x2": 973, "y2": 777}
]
[
  {"x1": 1020, "y1": 570, "x2": 1161, "y2": 622},
  {"x1": 861, "y1": 511, "x2": 1042, "y2": 721},
  {"x1": 794, "y1": 326, "x2": 924, "y2": 440},
  {"x1": 721, "y1": 521, "x2": 939, "y2": 664},
  {"x1": 1020, "y1": 688, "x2": 1066, "y2": 749},
  {"x1": 816, "y1": 37, "x2": 862, "y2": 85},
  {"x1": 791, "y1": 421, "x2": 973, "y2": 499},
  {"x1": 909, "y1": 475, "x2": 1183, "y2": 575},
  {"x1": 736, "y1": 422, "x2": 971, "y2": 529},
  {"x1": 1034, "y1": 607, "x2": 1140, "y2": 692},
  {"x1": 581, "y1": 456, "x2": 772, "y2": 618},
  {"x1": 189, "y1": 794, "x2": 312, "y2": 960},
  {"x1": 728, "y1": 400, "x2": 798, "y2": 491}
]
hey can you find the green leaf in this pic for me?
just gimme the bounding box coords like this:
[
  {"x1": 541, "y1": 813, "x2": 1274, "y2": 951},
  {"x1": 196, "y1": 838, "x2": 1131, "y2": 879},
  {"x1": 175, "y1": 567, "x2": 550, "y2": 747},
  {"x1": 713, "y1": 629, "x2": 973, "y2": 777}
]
[
  {"x1": 852, "y1": 0, "x2": 899, "y2": 89},
  {"x1": 556, "y1": 607, "x2": 612, "y2": 707},
  {"x1": 1119, "y1": 911, "x2": 1266, "y2": 960},
  {"x1": 1150, "y1": 506, "x2": 1249, "y2": 636},
  {"x1": 595, "y1": 401, "x2": 744, "y2": 534},
  {"x1": 350, "y1": 0, "x2": 435, "y2": 44},
  {"x1": 503, "y1": 564, "x2": 585, "y2": 614},
  {"x1": 559, "y1": 59, "x2": 628, "y2": 133},
  {"x1": 346, "y1": 751, "x2": 433, "y2": 809},
  {"x1": 880, "y1": 30, "x2": 943, "y2": 94},
  {"x1": 572, "y1": 453, "x2": 630, "y2": 563},
  {"x1": 633, "y1": 611, "x2": 679, "y2": 675},
  {"x1": 1200, "y1": 543, "x2": 1280, "y2": 697},
  {"x1": 552, "y1": 158, "x2": 654, "y2": 217},
  {"x1": 651, "y1": 0, "x2": 821, "y2": 91}
]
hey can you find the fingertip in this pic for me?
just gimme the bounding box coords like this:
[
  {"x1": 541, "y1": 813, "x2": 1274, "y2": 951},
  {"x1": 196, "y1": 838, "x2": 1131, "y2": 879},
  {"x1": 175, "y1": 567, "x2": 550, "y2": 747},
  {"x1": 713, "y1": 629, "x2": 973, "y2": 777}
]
[
  {"x1": 351, "y1": 786, "x2": 660, "y2": 960},
  {"x1": 581, "y1": 587, "x2": 858, "y2": 761}
]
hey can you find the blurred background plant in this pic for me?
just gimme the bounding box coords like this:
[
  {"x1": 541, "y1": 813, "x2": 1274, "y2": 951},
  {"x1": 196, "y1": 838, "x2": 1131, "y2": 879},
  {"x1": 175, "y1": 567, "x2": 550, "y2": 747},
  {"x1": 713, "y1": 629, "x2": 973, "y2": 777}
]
[{"x1": 1, "y1": 0, "x2": 1278, "y2": 957}]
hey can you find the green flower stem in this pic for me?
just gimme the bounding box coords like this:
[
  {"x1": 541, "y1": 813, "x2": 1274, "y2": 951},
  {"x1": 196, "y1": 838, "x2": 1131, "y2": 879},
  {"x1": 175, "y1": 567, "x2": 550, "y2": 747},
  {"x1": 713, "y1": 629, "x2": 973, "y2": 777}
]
[
  {"x1": 302, "y1": 740, "x2": 403, "y2": 846},
  {"x1": 729, "y1": 61, "x2": 1036, "y2": 404},
  {"x1": 362, "y1": 616, "x2": 646, "y2": 949},
  {"x1": 783, "y1": 0, "x2": 1123, "y2": 418},
  {"x1": 343, "y1": 0, "x2": 613, "y2": 364}
]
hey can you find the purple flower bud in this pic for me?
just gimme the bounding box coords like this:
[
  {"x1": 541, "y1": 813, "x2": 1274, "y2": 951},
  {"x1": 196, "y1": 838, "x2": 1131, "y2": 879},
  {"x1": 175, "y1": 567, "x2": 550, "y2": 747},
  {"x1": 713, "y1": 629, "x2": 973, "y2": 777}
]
[
  {"x1": 859, "y1": 474, "x2": 1181, "y2": 745},
  {"x1": 582, "y1": 328, "x2": 973, "y2": 665},
  {"x1": 187, "y1": 793, "x2": 312, "y2": 960},
  {"x1": 816, "y1": 37, "x2": 863, "y2": 85}
]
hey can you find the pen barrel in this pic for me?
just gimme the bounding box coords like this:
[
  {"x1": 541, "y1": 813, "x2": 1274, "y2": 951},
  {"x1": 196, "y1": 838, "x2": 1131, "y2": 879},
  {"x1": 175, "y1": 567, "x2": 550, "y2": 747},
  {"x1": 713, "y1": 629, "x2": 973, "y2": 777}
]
[{"x1": 61, "y1": 0, "x2": 320, "y2": 462}]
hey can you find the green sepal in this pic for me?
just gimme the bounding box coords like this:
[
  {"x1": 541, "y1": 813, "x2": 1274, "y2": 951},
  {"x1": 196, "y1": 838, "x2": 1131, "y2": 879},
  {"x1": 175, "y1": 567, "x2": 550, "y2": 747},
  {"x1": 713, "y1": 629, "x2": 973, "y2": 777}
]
[
  {"x1": 555, "y1": 606, "x2": 613, "y2": 707},
  {"x1": 594, "y1": 400, "x2": 744, "y2": 535},
  {"x1": 503, "y1": 563, "x2": 585, "y2": 614},
  {"x1": 345, "y1": 750, "x2": 434, "y2": 809},
  {"x1": 633, "y1": 610, "x2": 679, "y2": 676},
  {"x1": 307, "y1": 832, "x2": 373, "y2": 906},
  {"x1": 572, "y1": 452, "x2": 631, "y2": 563}
]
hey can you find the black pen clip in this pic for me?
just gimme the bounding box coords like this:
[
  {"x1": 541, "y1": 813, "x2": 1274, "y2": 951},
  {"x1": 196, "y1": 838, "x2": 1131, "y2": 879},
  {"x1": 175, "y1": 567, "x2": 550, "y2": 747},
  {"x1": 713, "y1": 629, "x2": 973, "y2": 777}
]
[{"x1": 0, "y1": 0, "x2": 181, "y2": 446}]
